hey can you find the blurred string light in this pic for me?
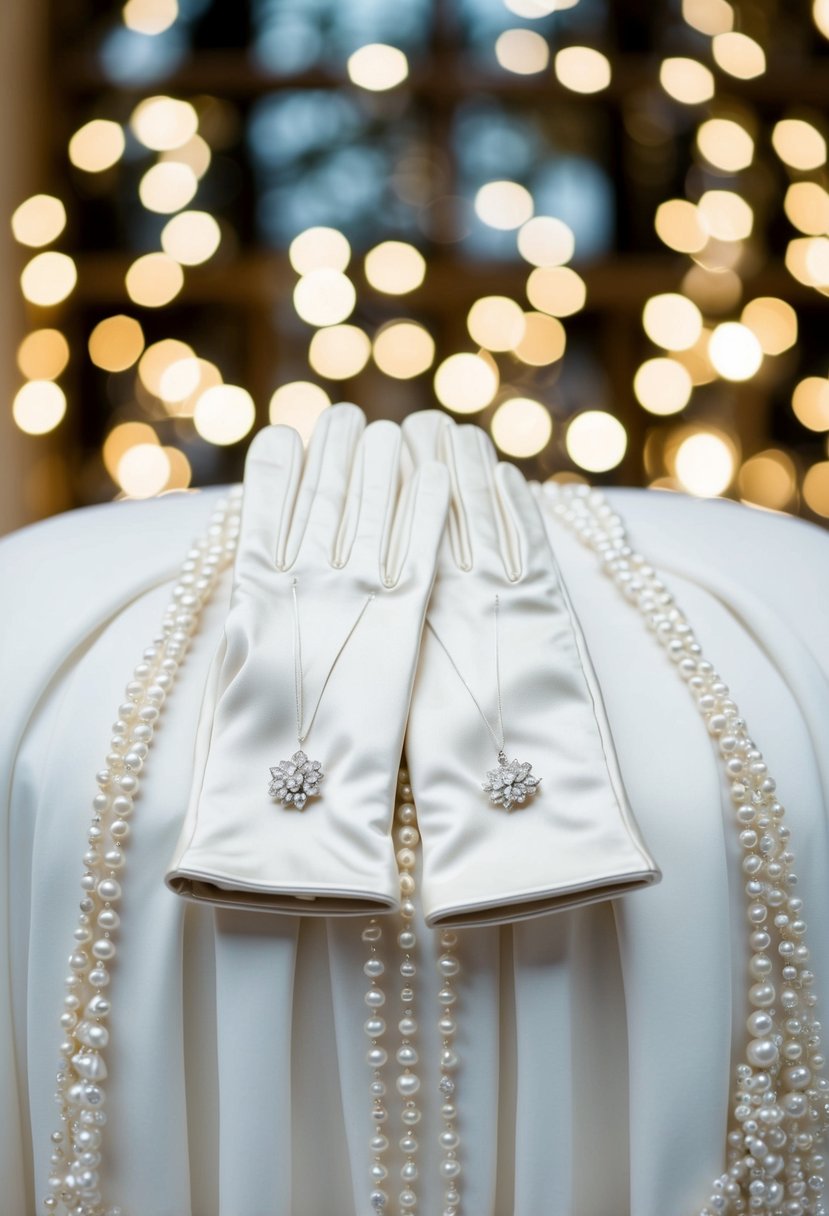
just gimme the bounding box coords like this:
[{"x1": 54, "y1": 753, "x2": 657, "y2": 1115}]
[
  {"x1": 289, "y1": 227, "x2": 351, "y2": 274},
  {"x1": 711, "y1": 32, "x2": 766, "y2": 79},
  {"x1": 517, "y1": 216, "x2": 575, "y2": 266},
  {"x1": 161, "y1": 210, "x2": 221, "y2": 265},
  {"x1": 673, "y1": 431, "x2": 736, "y2": 496},
  {"x1": 792, "y1": 377, "x2": 829, "y2": 431},
  {"x1": 11, "y1": 195, "x2": 66, "y2": 247},
  {"x1": 696, "y1": 117, "x2": 754, "y2": 171},
  {"x1": 12, "y1": 381, "x2": 67, "y2": 434},
  {"x1": 659, "y1": 57, "x2": 715, "y2": 104},
  {"x1": 117, "y1": 443, "x2": 171, "y2": 497},
  {"x1": 88, "y1": 314, "x2": 146, "y2": 372},
  {"x1": 491, "y1": 398, "x2": 552, "y2": 457},
  {"x1": 554, "y1": 47, "x2": 612, "y2": 94},
  {"x1": 740, "y1": 298, "x2": 798, "y2": 356},
  {"x1": 738, "y1": 449, "x2": 797, "y2": 511},
  {"x1": 785, "y1": 182, "x2": 829, "y2": 234},
  {"x1": 434, "y1": 352, "x2": 499, "y2": 414},
  {"x1": 138, "y1": 161, "x2": 198, "y2": 212},
  {"x1": 130, "y1": 96, "x2": 198, "y2": 151},
  {"x1": 513, "y1": 312, "x2": 566, "y2": 366},
  {"x1": 293, "y1": 269, "x2": 356, "y2": 325},
  {"x1": 474, "y1": 181, "x2": 534, "y2": 231},
  {"x1": 20, "y1": 251, "x2": 77, "y2": 306},
  {"x1": 372, "y1": 321, "x2": 435, "y2": 379},
  {"x1": 495, "y1": 30, "x2": 550, "y2": 75},
  {"x1": 816, "y1": 0, "x2": 829, "y2": 38},
  {"x1": 708, "y1": 321, "x2": 763, "y2": 381},
  {"x1": 363, "y1": 241, "x2": 426, "y2": 295},
  {"x1": 503, "y1": 0, "x2": 578, "y2": 16},
  {"x1": 160, "y1": 133, "x2": 211, "y2": 179},
  {"x1": 771, "y1": 118, "x2": 827, "y2": 171},
  {"x1": 125, "y1": 251, "x2": 184, "y2": 306},
  {"x1": 193, "y1": 384, "x2": 256, "y2": 445},
  {"x1": 566, "y1": 411, "x2": 627, "y2": 472},
  {"x1": 122, "y1": 0, "x2": 179, "y2": 36},
  {"x1": 526, "y1": 266, "x2": 586, "y2": 316},
  {"x1": 682, "y1": 0, "x2": 734, "y2": 36},
  {"x1": 17, "y1": 329, "x2": 70, "y2": 380},
  {"x1": 268, "y1": 381, "x2": 331, "y2": 441},
  {"x1": 642, "y1": 293, "x2": 703, "y2": 351},
  {"x1": 467, "y1": 296, "x2": 525, "y2": 351},
  {"x1": 309, "y1": 325, "x2": 371, "y2": 380},
  {"x1": 634, "y1": 357, "x2": 693, "y2": 415},
  {"x1": 346, "y1": 44, "x2": 409, "y2": 91},
  {"x1": 803, "y1": 462, "x2": 829, "y2": 515},
  {"x1": 68, "y1": 120, "x2": 125, "y2": 173},
  {"x1": 139, "y1": 338, "x2": 194, "y2": 396}
]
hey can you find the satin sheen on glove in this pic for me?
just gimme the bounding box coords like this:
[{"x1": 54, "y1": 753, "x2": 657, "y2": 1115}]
[
  {"x1": 166, "y1": 404, "x2": 449, "y2": 913},
  {"x1": 402, "y1": 412, "x2": 661, "y2": 928}
]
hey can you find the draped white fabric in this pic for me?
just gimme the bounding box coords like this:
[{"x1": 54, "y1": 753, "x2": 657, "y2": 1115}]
[{"x1": 2, "y1": 484, "x2": 829, "y2": 1216}]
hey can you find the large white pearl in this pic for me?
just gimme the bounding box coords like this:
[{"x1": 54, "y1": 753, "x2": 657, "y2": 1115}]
[{"x1": 396, "y1": 1073, "x2": 421, "y2": 1096}]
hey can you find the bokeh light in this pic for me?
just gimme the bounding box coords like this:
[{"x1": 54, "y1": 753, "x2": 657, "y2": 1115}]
[
  {"x1": 772, "y1": 118, "x2": 827, "y2": 171},
  {"x1": 125, "y1": 252, "x2": 184, "y2": 307},
  {"x1": 495, "y1": 29, "x2": 550, "y2": 75},
  {"x1": 466, "y1": 296, "x2": 526, "y2": 351},
  {"x1": 17, "y1": 330, "x2": 70, "y2": 380},
  {"x1": 20, "y1": 252, "x2": 77, "y2": 307},
  {"x1": 11, "y1": 195, "x2": 67, "y2": 247},
  {"x1": 654, "y1": 199, "x2": 707, "y2": 253},
  {"x1": 634, "y1": 358, "x2": 693, "y2": 415},
  {"x1": 123, "y1": 0, "x2": 179, "y2": 36},
  {"x1": 491, "y1": 398, "x2": 552, "y2": 457},
  {"x1": 740, "y1": 298, "x2": 798, "y2": 356},
  {"x1": 268, "y1": 381, "x2": 331, "y2": 441},
  {"x1": 347, "y1": 44, "x2": 409, "y2": 91},
  {"x1": 103, "y1": 421, "x2": 159, "y2": 479},
  {"x1": 161, "y1": 211, "x2": 222, "y2": 265},
  {"x1": 792, "y1": 377, "x2": 829, "y2": 431},
  {"x1": 289, "y1": 227, "x2": 351, "y2": 274},
  {"x1": 803, "y1": 462, "x2": 829, "y2": 515},
  {"x1": 193, "y1": 384, "x2": 256, "y2": 445},
  {"x1": 372, "y1": 321, "x2": 435, "y2": 379},
  {"x1": 659, "y1": 58, "x2": 715, "y2": 104},
  {"x1": 674, "y1": 431, "x2": 736, "y2": 496},
  {"x1": 785, "y1": 182, "x2": 829, "y2": 235},
  {"x1": 12, "y1": 381, "x2": 67, "y2": 435},
  {"x1": 138, "y1": 338, "x2": 195, "y2": 396},
  {"x1": 566, "y1": 411, "x2": 627, "y2": 472},
  {"x1": 517, "y1": 216, "x2": 575, "y2": 267},
  {"x1": 711, "y1": 32, "x2": 766, "y2": 79},
  {"x1": 364, "y1": 241, "x2": 426, "y2": 295},
  {"x1": 117, "y1": 443, "x2": 171, "y2": 497},
  {"x1": 738, "y1": 450, "x2": 797, "y2": 511},
  {"x1": 130, "y1": 96, "x2": 198, "y2": 151},
  {"x1": 138, "y1": 162, "x2": 198, "y2": 213},
  {"x1": 474, "y1": 181, "x2": 534, "y2": 231},
  {"x1": 696, "y1": 118, "x2": 754, "y2": 172},
  {"x1": 433, "y1": 353, "x2": 499, "y2": 414},
  {"x1": 88, "y1": 315, "x2": 145, "y2": 372},
  {"x1": 554, "y1": 47, "x2": 612, "y2": 94},
  {"x1": 308, "y1": 325, "x2": 371, "y2": 380},
  {"x1": 642, "y1": 293, "x2": 703, "y2": 351},
  {"x1": 697, "y1": 190, "x2": 753, "y2": 242},
  {"x1": 708, "y1": 322, "x2": 763, "y2": 381},
  {"x1": 293, "y1": 269, "x2": 356, "y2": 325},
  {"x1": 513, "y1": 312, "x2": 566, "y2": 366},
  {"x1": 526, "y1": 266, "x2": 586, "y2": 316},
  {"x1": 68, "y1": 120, "x2": 125, "y2": 173}
]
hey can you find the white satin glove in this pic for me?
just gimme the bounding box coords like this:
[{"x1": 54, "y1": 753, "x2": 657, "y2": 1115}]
[
  {"x1": 402, "y1": 411, "x2": 661, "y2": 928},
  {"x1": 166, "y1": 404, "x2": 449, "y2": 913}
]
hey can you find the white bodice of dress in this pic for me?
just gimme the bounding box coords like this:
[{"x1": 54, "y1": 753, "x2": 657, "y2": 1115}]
[{"x1": 2, "y1": 485, "x2": 829, "y2": 1216}]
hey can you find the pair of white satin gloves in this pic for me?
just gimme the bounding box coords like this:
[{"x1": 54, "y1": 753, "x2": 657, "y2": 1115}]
[{"x1": 166, "y1": 405, "x2": 660, "y2": 928}]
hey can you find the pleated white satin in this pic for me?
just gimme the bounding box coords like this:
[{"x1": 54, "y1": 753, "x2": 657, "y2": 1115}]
[{"x1": 3, "y1": 485, "x2": 829, "y2": 1216}]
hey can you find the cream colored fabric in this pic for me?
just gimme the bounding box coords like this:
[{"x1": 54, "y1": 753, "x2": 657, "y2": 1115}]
[
  {"x1": 402, "y1": 413, "x2": 660, "y2": 927},
  {"x1": 2, "y1": 482, "x2": 829, "y2": 1215},
  {"x1": 166, "y1": 408, "x2": 449, "y2": 913}
]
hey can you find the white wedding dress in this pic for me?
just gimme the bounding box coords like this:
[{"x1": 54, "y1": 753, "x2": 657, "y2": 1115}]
[{"x1": 2, "y1": 483, "x2": 828, "y2": 1216}]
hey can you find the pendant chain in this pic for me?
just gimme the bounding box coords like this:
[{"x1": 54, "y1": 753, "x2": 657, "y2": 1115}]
[{"x1": 426, "y1": 594, "x2": 506, "y2": 762}]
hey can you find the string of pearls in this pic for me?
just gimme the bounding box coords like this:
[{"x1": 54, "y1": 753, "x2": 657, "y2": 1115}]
[
  {"x1": 545, "y1": 482, "x2": 829, "y2": 1216},
  {"x1": 42, "y1": 489, "x2": 242, "y2": 1216},
  {"x1": 363, "y1": 769, "x2": 463, "y2": 1216}
]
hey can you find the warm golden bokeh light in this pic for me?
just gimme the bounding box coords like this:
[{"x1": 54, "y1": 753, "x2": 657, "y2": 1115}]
[
  {"x1": 130, "y1": 96, "x2": 198, "y2": 152},
  {"x1": 654, "y1": 199, "x2": 707, "y2": 253},
  {"x1": 659, "y1": 58, "x2": 715, "y2": 105},
  {"x1": 474, "y1": 181, "x2": 534, "y2": 231},
  {"x1": 642, "y1": 293, "x2": 703, "y2": 351},
  {"x1": 792, "y1": 377, "x2": 829, "y2": 431},
  {"x1": 161, "y1": 446, "x2": 192, "y2": 491},
  {"x1": 161, "y1": 210, "x2": 222, "y2": 265},
  {"x1": 673, "y1": 328, "x2": 717, "y2": 385},
  {"x1": 696, "y1": 118, "x2": 754, "y2": 172},
  {"x1": 566, "y1": 411, "x2": 627, "y2": 472},
  {"x1": 268, "y1": 381, "x2": 332, "y2": 441},
  {"x1": 517, "y1": 216, "x2": 575, "y2": 267},
  {"x1": 88, "y1": 315, "x2": 145, "y2": 372},
  {"x1": 491, "y1": 398, "x2": 552, "y2": 457},
  {"x1": 784, "y1": 181, "x2": 829, "y2": 235},
  {"x1": 117, "y1": 443, "x2": 171, "y2": 497},
  {"x1": 513, "y1": 312, "x2": 566, "y2": 366},
  {"x1": 372, "y1": 321, "x2": 435, "y2": 379},
  {"x1": 708, "y1": 321, "x2": 763, "y2": 380},
  {"x1": 816, "y1": 0, "x2": 829, "y2": 38},
  {"x1": 103, "y1": 421, "x2": 159, "y2": 479},
  {"x1": 293, "y1": 269, "x2": 356, "y2": 325},
  {"x1": 711, "y1": 32, "x2": 766, "y2": 79},
  {"x1": 308, "y1": 325, "x2": 371, "y2": 380},
  {"x1": 138, "y1": 338, "x2": 195, "y2": 396},
  {"x1": 740, "y1": 297, "x2": 798, "y2": 356},
  {"x1": 697, "y1": 190, "x2": 753, "y2": 242},
  {"x1": 68, "y1": 119, "x2": 125, "y2": 173},
  {"x1": 161, "y1": 358, "x2": 222, "y2": 417},
  {"x1": 12, "y1": 381, "x2": 67, "y2": 435},
  {"x1": 803, "y1": 461, "x2": 829, "y2": 515},
  {"x1": 11, "y1": 194, "x2": 67, "y2": 248},
  {"x1": 20, "y1": 251, "x2": 77, "y2": 307},
  {"x1": 674, "y1": 431, "x2": 735, "y2": 496},
  {"x1": 526, "y1": 266, "x2": 587, "y2": 317},
  {"x1": 634, "y1": 357, "x2": 693, "y2": 415},
  {"x1": 495, "y1": 29, "x2": 550, "y2": 75},
  {"x1": 554, "y1": 46, "x2": 612, "y2": 94},
  {"x1": 347, "y1": 43, "x2": 409, "y2": 91},
  {"x1": 466, "y1": 296, "x2": 526, "y2": 351},
  {"x1": 738, "y1": 449, "x2": 797, "y2": 511},
  {"x1": 433, "y1": 352, "x2": 499, "y2": 414},
  {"x1": 160, "y1": 133, "x2": 212, "y2": 180},
  {"x1": 289, "y1": 227, "x2": 351, "y2": 274},
  {"x1": 125, "y1": 252, "x2": 184, "y2": 307},
  {"x1": 785, "y1": 236, "x2": 820, "y2": 287},
  {"x1": 194, "y1": 384, "x2": 255, "y2": 445},
  {"x1": 772, "y1": 118, "x2": 827, "y2": 171},
  {"x1": 805, "y1": 237, "x2": 829, "y2": 285},
  {"x1": 138, "y1": 162, "x2": 198, "y2": 213},
  {"x1": 681, "y1": 264, "x2": 742, "y2": 314},
  {"x1": 123, "y1": 0, "x2": 179, "y2": 35},
  {"x1": 17, "y1": 329, "x2": 70, "y2": 380},
  {"x1": 364, "y1": 241, "x2": 426, "y2": 295},
  {"x1": 682, "y1": 0, "x2": 734, "y2": 35}
]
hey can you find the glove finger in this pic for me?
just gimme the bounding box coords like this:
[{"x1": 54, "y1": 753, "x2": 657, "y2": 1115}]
[
  {"x1": 236, "y1": 425, "x2": 304, "y2": 581},
  {"x1": 401, "y1": 408, "x2": 453, "y2": 468},
  {"x1": 444, "y1": 423, "x2": 521, "y2": 578},
  {"x1": 494, "y1": 461, "x2": 552, "y2": 581},
  {"x1": 386, "y1": 460, "x2": 450, "y2": 588},
  {"x1": 341, "y1": 419, "x2": 403, "y2": 578},
  {"x1": 284, "y1": 402, "x2": 366, "y2": 568}
]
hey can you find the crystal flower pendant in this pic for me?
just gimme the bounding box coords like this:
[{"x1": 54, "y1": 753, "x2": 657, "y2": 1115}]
[
  {"x1": 482, "y1": 753, "x2": 541, "y2": 811},
  {"x1": 268, "y1": 750, "x2": 324, "y2": 810}
]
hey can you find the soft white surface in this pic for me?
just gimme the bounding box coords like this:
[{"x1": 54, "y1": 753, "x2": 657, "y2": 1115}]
[{"x1": 2, "y1": 482, "x2": 829, "y2": 1216}]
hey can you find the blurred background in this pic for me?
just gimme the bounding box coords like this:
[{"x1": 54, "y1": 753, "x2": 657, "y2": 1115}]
[{"x1": 3, "y1": 0, "x2": 829, "y2": 535}]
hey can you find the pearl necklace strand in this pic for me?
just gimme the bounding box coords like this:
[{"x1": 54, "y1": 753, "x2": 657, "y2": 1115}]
[
  {"x1": 362, "y1": 772, "x2": 463, "y2": 1216},
  {"x1": 545, "y1": 482, "x2": 829, "y2": 1216},
  {"x1": 43, "y1": 488, "x2": 242, "y2": 1216}
]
